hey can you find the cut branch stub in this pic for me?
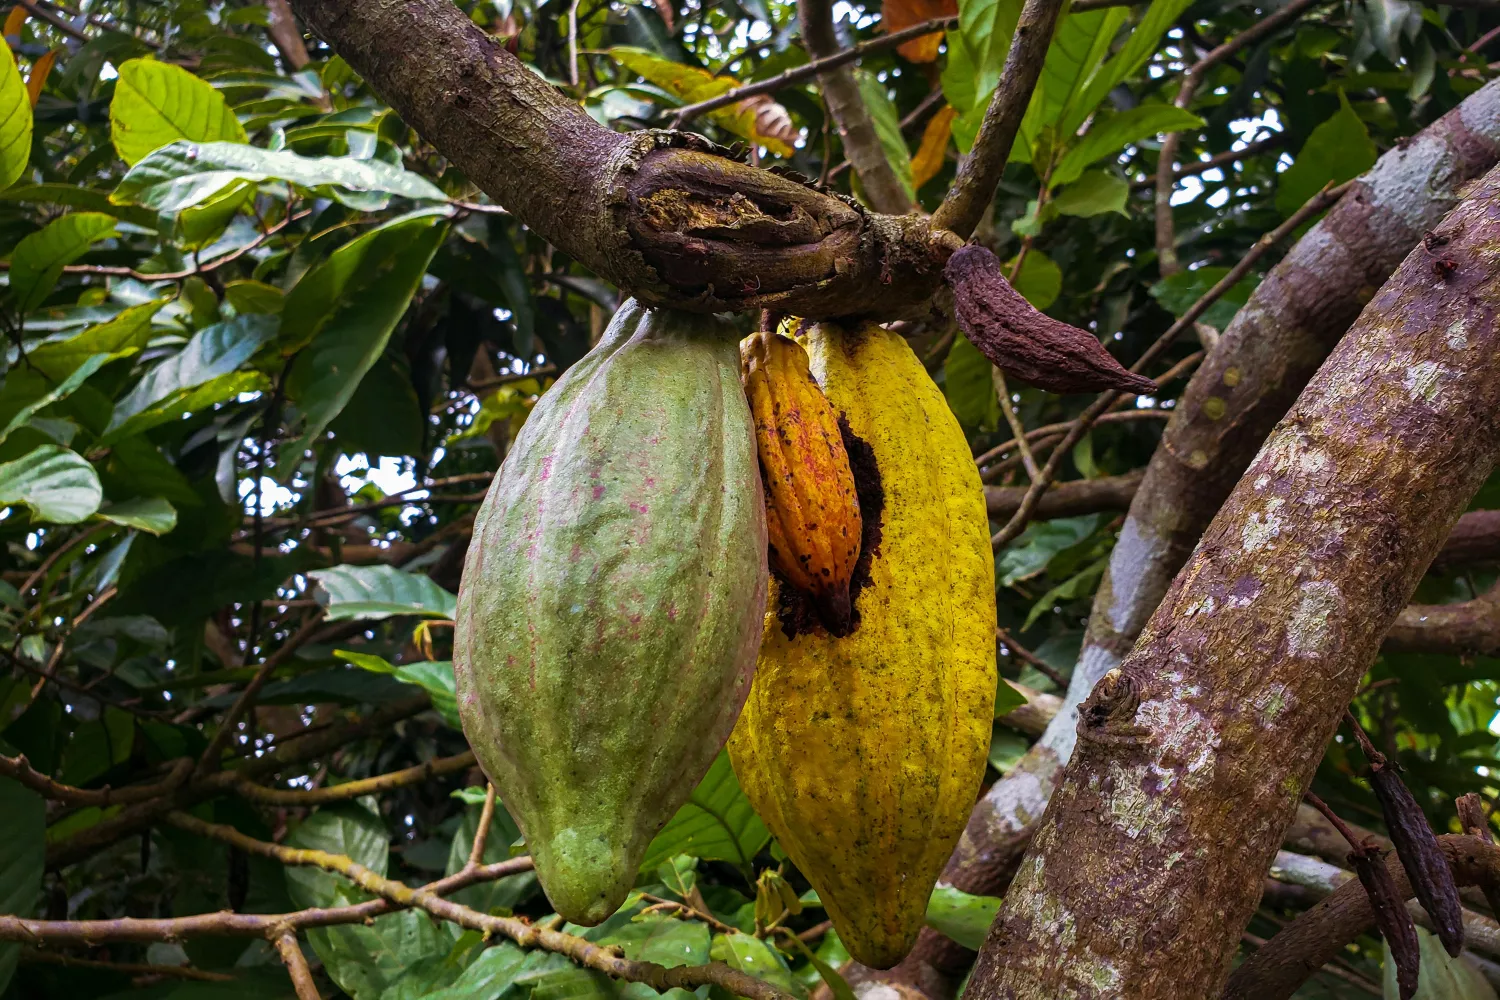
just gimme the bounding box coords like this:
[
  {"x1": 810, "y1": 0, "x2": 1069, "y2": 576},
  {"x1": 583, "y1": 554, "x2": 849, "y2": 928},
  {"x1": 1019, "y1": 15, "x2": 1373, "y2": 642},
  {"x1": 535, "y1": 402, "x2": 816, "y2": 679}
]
[{"x1": 945, "y1": 244, "x2": 1159, "y2": 396}]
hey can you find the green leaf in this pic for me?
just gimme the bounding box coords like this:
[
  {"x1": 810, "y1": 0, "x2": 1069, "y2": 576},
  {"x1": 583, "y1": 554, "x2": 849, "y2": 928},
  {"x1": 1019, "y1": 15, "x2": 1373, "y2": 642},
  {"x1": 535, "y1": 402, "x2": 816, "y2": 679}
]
[
  {"x1": 6, "y1": 212, "x2": 119, "y2": 313},
  {"x1": 0, "y1": 352, "x2": 112, "y2": 446},
  {"x1": 103, "y1": 370, "x2": 270, "y2": 445},
  {"x1": 854, "y1": 70, "x2": 914, "y2": 202},
  {"x1": 23, "y1": 300, "x2": 167, "y2": 380},
  {"x1": 0, "y1": 184, "x2": 157, "y2": 228},
  {"x1": 1052, "y1": 105, "x2": 1203, "y2": 187},
  {"x1": 996, "y1": 514, "x2": 1101, "y2": 587},
  {"x1": 924, "y1": 885, "x2": 1002, "y2": 951},
  {"x1": 608, "y1": 47, "x2": 794, "y2": 156},
  {"x1": 598, "y1": 914, "x2": 710, "y2": 968},
  {"x1": 113, "y1": 140, "x2": 449, "y2": 213},
  {"x1": 1036, "y1": 8, "x2": 1130, "y2": 138},
  {"x1": 0, "y1": 44, "x2": 33, "y2": 191},
  {"x1": 1149, "y1": 266, "x2": 1261, "y2": 332},
  {"x1": 987, "y1": 725, "x2": 1030, "y2": 772},
  {"x1": 994, "y1": 677, "x2": 1029, "y2": 718},
  {"x1": 224, "y1": 279, "x2": 285, "y2": 315},
  {"x1": 1052, "y1": 170, "x2": 1128, "y2": 218},
  {"x1": 639, "y1": 750, "x2": 770, "y2": 872},
  {"x1": 0, "y1": 445, "x2": 102, "y2": 524},
  {"x1": 780, "y1": 930, "x2": 857, "y2": 1000},
  {"x1": 109, "y1": 58, "x2": 248, "y2": 166},
  {"x1": 1023, "y1": 553, "x2": 1110, "y2": 629},
  {"x1": 0, "y1": 778, "x2": 45, "y2": 994},
  {"x1": 1275, "y1": 91, "x2": 1376, "y2": 216},
  {"x1": 1008, "y1": 250, "x2": 1062, "y2": 311},
  {"x1": 444, "y1": 796, "x2": 538, "y2": 914},
  {"x1": 96, "y1": 496, "x2": 178, "y2": 535},
  {"x1": 1382, "y1": 925, "x2": 1497, "y2": 999},
  {"x1": 312, "y1": 564, "x2": 458, "y2": 620},
  {"x1": 943, "y1": 335, "x2": 999, "y2": 432},
  {"x1": 951, "y1": 0, "x2": 1023, "y2": 114},
  {"x1": 108, "y1": 315, "x2": 278, "y2": 433},
  {"x1": 710, "y1": 931, "x2": 802, "y2": 996},
  {"x1": 1068, "y1": 0, "x2": 1195, "y2": 135},
  {"x1": 280, "y1": 213, "x2": 447, "y2": 469},
  {"x1": 395, "y1": 942, "x2": 529, "y2": 1000},
  {"x1": 336, "y1": 651, "x2": 460, "y2": 729}
]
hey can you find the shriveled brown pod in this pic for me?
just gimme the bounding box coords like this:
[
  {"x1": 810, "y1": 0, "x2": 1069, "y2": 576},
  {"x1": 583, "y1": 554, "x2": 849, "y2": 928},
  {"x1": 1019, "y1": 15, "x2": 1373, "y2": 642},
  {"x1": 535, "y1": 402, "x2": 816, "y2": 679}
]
[
  {"x1": 1368, "y1": 754, "x2": 1465, "y2": 957},
  {"x1": 944, "y1": 244, "x2": 1159, "y2": 396},
  {"x1": 1350, "y1": 844, "x2": 1420, "y2": 999}
]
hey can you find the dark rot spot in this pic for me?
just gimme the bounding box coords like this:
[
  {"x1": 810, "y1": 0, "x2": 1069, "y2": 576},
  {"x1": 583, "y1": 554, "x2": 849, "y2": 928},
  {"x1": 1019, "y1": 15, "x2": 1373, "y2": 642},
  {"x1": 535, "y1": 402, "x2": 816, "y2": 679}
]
[{"x1": 775, "y1": 415, "x2": 884, "y2": 640}]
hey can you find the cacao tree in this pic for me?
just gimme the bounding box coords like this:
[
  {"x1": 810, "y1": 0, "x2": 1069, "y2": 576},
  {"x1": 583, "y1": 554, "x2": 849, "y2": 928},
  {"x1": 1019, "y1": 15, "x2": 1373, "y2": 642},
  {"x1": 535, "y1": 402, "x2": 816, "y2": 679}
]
[{"x1": 0, "y1": 0, "x2": 1499, "y2": 998}]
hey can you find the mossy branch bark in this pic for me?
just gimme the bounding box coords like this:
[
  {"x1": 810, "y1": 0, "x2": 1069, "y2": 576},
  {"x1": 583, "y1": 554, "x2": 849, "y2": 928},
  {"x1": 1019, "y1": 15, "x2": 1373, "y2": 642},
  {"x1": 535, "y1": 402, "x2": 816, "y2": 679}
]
[{"x1": 966, "y1": 163, "x2": 1500, "y2": 1000}]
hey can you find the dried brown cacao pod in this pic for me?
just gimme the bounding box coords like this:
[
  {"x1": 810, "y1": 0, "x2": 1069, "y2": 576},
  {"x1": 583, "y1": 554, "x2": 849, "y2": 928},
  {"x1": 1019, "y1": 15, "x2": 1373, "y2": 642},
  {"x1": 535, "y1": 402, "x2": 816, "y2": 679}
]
[
  {"x1": 1351, "y1": 845, "x2": 1420, "y2": 999},
  {"x1": 1368, "y1": 758, "x2": 1465, "y2": 957},
  {"x1": 944, "y1": 244, "x2": 1159, "y2": 397},
  {"x1": 1456, "y1": 792, "x2": 1500, "y2": 919}
]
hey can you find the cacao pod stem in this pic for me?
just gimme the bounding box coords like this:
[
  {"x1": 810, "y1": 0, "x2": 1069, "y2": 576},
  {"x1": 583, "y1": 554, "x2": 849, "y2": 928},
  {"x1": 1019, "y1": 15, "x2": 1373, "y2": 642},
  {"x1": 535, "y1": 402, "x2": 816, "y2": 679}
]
[{"x1": 944, "y1": 244, "x2": 1159, "y2": 397}]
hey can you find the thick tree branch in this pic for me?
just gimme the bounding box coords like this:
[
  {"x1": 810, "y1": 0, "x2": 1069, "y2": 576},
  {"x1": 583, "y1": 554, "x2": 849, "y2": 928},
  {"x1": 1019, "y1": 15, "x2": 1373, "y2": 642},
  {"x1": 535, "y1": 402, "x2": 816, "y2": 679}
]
[
  {"x1": 797, "y1": 0, "x2": 913, "y2": 214},
  {"x1": 1384, "y1": 582, "x2": 1500, "y2": 655},
  {"x1": 986, "y1": 469, "x2": 1144, "y2": 520},
  {"x1": 1155, "y1": 0, "x2": 1326, "y2": 274},
  {"x1": 931, "y1": 0, "x2": 1065, "y2": 238},
  {"x1": 287, "y1": 0, "x2": 951, "y2": 319},
  {"x1": 969, "y1": 163, "x2": 1500, "y2": 999}
]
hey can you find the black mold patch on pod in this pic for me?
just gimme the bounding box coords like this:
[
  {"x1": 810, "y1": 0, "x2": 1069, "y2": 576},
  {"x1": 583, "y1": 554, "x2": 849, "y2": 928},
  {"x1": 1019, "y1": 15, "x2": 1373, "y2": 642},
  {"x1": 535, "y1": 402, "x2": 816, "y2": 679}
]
[
  {"x1": 776, "y1": 416, "x2": 884, "y2": 640},
  {"x1": 945, "y1": 244, "x2": 1159, "y2": 397}
]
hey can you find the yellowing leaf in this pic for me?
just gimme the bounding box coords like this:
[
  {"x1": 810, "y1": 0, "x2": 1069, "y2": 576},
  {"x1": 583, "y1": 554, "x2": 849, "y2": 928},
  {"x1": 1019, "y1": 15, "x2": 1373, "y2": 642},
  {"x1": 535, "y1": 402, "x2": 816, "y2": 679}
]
[
  {"x1": 25, "y1": 48, "x2": 57, "y2": 106},
  {"x1": 911, "y1": 104, "x2": 956, "y2": 190},
  {"x1": 882, "y1": 0, "x2": 958, "y2": 63},
  {"x1": 109, "y1": 58, "x2": 248, "y2": 165},
  {"x1": 610, "y1": 47, "x2": 795, "y2": 156},
  {"x1": 0, "y1": 40, "x2": 31, "y2": 190}
]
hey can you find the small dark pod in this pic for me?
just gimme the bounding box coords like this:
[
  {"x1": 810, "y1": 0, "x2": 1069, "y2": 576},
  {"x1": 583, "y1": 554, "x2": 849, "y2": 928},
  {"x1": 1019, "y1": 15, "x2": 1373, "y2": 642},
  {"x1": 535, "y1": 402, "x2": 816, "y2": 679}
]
[
  {"x1": 1369, "y1": 757, "x2": 1465, "y2": 958},
  {"x1": 944, "y1": 244, "x2": 1159, "y2": 397},
  {"x1": 1350, "y1": 845, "x2": 1420, "y2": 999}
]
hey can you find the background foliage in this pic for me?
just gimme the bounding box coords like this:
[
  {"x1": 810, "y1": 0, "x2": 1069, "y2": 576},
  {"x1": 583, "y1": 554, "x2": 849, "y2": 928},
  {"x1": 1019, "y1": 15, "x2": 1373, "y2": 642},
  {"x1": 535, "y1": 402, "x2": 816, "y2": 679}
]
[{"x1": 1, "y1": 0, "x2": 1498, "y2": 996}]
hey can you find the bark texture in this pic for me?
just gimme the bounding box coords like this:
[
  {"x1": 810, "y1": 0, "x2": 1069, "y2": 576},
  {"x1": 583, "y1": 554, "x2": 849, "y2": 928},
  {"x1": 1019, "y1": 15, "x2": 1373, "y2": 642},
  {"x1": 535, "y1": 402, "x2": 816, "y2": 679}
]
[
  {"x1": 287, "y1": 0, "x2": 952, "y2": 319},
  {"x1": 966, "y1": 164, "x2": 1500, "y2": 999},
  {"x1": 918, "y1": 79, "x2": 1500, "y2": 950}
]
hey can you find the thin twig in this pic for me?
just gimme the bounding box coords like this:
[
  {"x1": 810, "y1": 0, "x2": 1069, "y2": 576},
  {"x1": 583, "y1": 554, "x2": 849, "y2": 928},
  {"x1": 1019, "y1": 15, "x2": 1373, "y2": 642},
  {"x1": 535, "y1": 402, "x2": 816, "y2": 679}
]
[
  {"x1": 0, "y1": 754, "x2": 191, "y2": 806},
  {"x1": 12, "y1": 0, "x2": 88, "y2": 41},
  {"x1": 1154, "y1": 0, "x2": 1325, "y2": 274},
  {"x1": 996, "y1": 627, "x2": 1067, "y2": 688},
  {"x1": 931, "y1": 0, "x2": 1066, "y2": 237},
  {"x1": 1130, "y1": 134, "x2": 1286, "y2": 190},
  {"x1": 195, "y1": 612, "x2": 329, "y2": 774},
  {"x1": 233, "y1": 751, "x2": 477, "y2": 806},
  {"x1": 639, "y1": 895, "x2": 737, "y2": 934},
  {"x1": 163, "y1": 812, "x2": 796, "y2": 1000},
  {"x1": 275, "y1": 930, "x2": 324, "y2": 1000},
  {"x1": 20, "y1": 951, "x2": 235, "y2": 982},
  {"x1": 467, "y1": 783, "x2": 499, "y2": 869},
  {"x1": 974, "y1": 409, "x2": 1173, "y2": 474},
  {"x1": 25, "y1": 584, "x2": 115, "y2": 702},
  {"x1": 1304, "y1": 792, "x2": 1372, "y2": 853},
  {"x1": 991, "y1": 181, "x2": 1348, "y2": 548},
  {"x1": 671, "y1": 16, "x2": 957, "y2": 126},
  {"x1": 17, "y1": 522, "x2": 109, "y2": 604},
  {"x1": 993, "y1": 368, "x2": 1040, "y2": 481}
]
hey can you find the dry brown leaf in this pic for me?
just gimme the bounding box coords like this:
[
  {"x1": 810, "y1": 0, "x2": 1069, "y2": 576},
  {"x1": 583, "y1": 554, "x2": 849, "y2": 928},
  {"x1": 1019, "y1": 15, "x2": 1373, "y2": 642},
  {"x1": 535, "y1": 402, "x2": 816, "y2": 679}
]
[
  {"x1": 26, "y1": 47, "x2": 57, "y2": 105},
  {"x1": 911, "y1": 104, "x2": 956, "y2": 190},
  {"x1": 2, "y1": 6, "x2": 26, "y2": 39},
  {"x1": 881, "y1": 0, "x2": 958, "y2": 63}
]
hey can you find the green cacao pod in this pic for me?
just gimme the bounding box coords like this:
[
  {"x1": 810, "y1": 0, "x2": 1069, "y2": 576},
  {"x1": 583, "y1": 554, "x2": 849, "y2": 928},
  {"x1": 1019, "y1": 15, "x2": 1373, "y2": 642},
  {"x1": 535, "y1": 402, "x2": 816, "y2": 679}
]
[{"x1": 454, "y1": 300, "x2": 768, "y2": 925}]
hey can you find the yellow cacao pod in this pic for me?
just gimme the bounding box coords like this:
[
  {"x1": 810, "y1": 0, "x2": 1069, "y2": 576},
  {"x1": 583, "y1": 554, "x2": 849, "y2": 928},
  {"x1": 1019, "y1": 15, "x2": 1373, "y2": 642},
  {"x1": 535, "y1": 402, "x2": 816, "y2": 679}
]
[
  {"x1": 741, "y1": 330, "x2": 863, "y2": 635},
  {"x1": 729, "y1": 321, "x2": 997, "y2": 970}
]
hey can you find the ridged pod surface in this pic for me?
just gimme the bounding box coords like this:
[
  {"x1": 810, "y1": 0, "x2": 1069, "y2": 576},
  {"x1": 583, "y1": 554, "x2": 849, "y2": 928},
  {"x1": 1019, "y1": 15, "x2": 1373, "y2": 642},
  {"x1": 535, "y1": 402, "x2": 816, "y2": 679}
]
[
  {"x1": 729, "y1": 321, "x2": 997, "y2": 969},
  {"x1": 454, "y1": 300, "x2": 768, "y2": 926},
  {"x1": 742, "y1": 330, "x2": 863, "y2": 635}
]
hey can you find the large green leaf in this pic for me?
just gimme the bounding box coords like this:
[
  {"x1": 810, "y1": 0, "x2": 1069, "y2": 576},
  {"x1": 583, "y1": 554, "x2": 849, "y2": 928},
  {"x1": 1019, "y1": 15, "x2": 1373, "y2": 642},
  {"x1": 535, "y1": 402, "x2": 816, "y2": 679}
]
[
  {"x1": 0, "y1": 183, "x2": 157, "y2": 228},
  {"x1": 1052, "y1": 105, "x2": 1203, "y2": 187},
  {"x1": 944, "y1": 335, "x2": 999, "y2": 432},
  {"x1": 392, "y1": 943, "x2": 529, "y2": 1000},
  {"x1": 924, "y1": 885, "x2": 1002, "y2": 951},
  {"x1": 854, "y1": 70, "x2": 914, "y2": 202},
  {"x1": 336, "y1": 650, "x2": 460, "y2": 727},
  {"x1": 103, "y1": 370, "x2": 270, "y2": 445},
  {"x1": 1052, "y1": 170, "x2": 1129, "y2": 218},
  {"x1": 280, "y1": 213, "x2": 447, "y2": 469},
  {"x1": 1067, "y1": 0, "x2": 1195, "y2": 135},
  {"x1": 0, "y1": 778, "x2": 44, "y2": 994},
  {"x1": 0, "y1": 44, "x2": 32, "y2": 191},
  {"x1": 97, "y1": 496, "x2": 178, "y2": 535},
  {"x1": 1276, "y1": 91, "x2": 1377, "y2": 216},
  {"x1": 0, "y1": 445, "x2": 103, "y2": 524},
  {"x1": 952, "y1": 0, "x2": 1023, "y2": 115},
  {"x1": 109, "y1": 57, "x2": 248, "y2": 165},
  {"x1": 996, "y1": 514, "x2": 1102, "y2": 587},
  {"x1": 1036, "y1": 8, "x2": 1130, "y2": 138},
  {"x1": 710, "y1": 931, "x2": 802, "y2": 996},
  {"x1": 599, "y1": 914, "x2": 710, "y2": 968},
  {"x1": 0, "y1": 352, "x2": 112, "y2": 446},
  {"x1": 23, "y1": 300, "x2": 167, "y2": 380},
  {"x1": 113, "y1": 140, "x2": 448, "y2": 213},
  {"x1": 443, "y1": 797, "x2": 538, "y2": 915},
  {"x1": 638, "y1": 750, "x2": 770, "y2": 872},
  {"x1": 311, "y1": 564, "x2": 458, "y2": 620},
  {"x1": 108, "y1": 315, "x2": 278, "y2": 433},
  {"x1": 1382, "y1": 925, "x2": 1497, "y2": 999},
  {"x1": 6, "y1": 212, "x2": 118, "y2": 313},
  {"x1": 1149, "y1": 266, "x2": 1261, "y2": 331}
]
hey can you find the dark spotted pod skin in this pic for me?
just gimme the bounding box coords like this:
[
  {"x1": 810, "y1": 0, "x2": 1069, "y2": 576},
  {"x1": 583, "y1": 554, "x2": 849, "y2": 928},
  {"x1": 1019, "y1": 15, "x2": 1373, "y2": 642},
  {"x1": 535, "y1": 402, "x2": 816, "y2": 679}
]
[{"x1": 945, "y1": 243, "x2": 1159, "y2": 397}]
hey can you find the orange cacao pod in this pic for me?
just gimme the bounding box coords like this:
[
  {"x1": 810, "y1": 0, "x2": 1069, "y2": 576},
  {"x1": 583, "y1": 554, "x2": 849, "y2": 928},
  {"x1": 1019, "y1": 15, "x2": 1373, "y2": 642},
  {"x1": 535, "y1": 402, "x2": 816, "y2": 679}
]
[{"x1": 742, "y1": 330, "x2": 862, "y2": 635}]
